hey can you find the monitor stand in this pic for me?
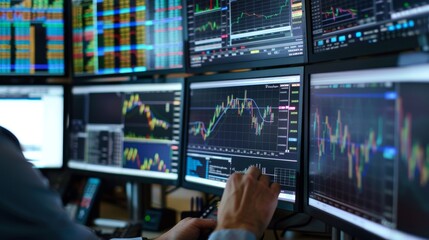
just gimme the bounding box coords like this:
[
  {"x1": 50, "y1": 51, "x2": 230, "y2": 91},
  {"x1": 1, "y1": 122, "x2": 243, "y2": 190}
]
[
  {"x1": 280, "y1": 213, "x2": 331, "y2": 239},
  {"x1": 126, "y1": 181, "x2": 151, "y2": 221},
  {"x1": 141, "y1": 184, "x2": 176, "y2": 231},
  {"x1": 99, "y1": 181, "x2": 176, "y2": 231},
  {"x1": 92, "y1": 181, "x2": 151, "y2": 231},
  {"x1": 331, "y1": 227, "x2": 354, "y2": 240}
]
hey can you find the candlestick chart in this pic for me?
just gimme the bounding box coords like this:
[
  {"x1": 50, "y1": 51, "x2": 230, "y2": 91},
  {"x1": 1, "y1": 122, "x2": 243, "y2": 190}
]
[
  {"x1": 309, "y1": 83, "x2": 396, "y2": 221},
  {"x1": 123, "y1": 92, "x2": 176, "y2": 140},
  {"x1": 190, "y1": 90, "x2": 275, "y2": 140},
  {"x1": 187, "y1": 80, "x2": 301, "y2": 158},
  {"x1": 188, "y1": 85, "x2": 280, "y2": 153},
  {"x1": 396, "y1": 84, "x2": 429, "y2": 237},
  {"x1": 123, "y1": 142, "x2": 172, "y2": 172},
  {"x1": 69, "y1": 84, "x2": 182, "y2": 181},
  {"x1": 313, "y1": 109, "x2": 386, "y2": 190},
  {"x1": 398, "y1": 93, "x2": 429, "y2": 188}
]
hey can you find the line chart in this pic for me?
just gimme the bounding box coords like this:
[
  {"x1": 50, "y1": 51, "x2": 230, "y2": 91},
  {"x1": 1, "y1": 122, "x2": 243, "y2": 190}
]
[
  {"x1": 195, "y1": 21, "x2": 221, "y2": 32},
  {"x1": 318, "y1": 0, "x2": 374, "y2": 33},
  {"x1": 193, "y1": 9, "x2": 222, "y2": 40},
  {"x1": 322, "y1": 6, "x2": 357, "y2": 22},
  {"x1": 230, "y1": 0, "x2": 291, "y2": 33}
]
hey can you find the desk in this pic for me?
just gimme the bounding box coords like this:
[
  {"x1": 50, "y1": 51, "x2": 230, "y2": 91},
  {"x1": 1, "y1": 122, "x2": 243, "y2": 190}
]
[
  {"x1": 140, "y1": 230, "x2": 330, "y2": 240},
  {"x1": 99, "y1": 201, "x2": 331, "y2": 240}
]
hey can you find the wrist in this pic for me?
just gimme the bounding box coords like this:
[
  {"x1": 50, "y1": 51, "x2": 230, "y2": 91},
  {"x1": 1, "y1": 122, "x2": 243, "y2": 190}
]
[{"x1": 215, "y1": 222, "x2": 260, "y2": 238}]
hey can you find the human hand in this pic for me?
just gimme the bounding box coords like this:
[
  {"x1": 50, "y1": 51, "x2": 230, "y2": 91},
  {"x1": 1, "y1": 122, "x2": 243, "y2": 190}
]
[
  {"x1": 215, "y1": 166, "x2": 281, "y2": 238},
  {"x1": 155, "y1": 217, "x2": 216, "y2": 240}
]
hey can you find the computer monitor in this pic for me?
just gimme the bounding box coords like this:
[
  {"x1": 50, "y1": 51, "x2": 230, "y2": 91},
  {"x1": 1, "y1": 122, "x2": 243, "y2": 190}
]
[
  {"x1": 186, "y1": 0, "x2": 306, "y2": 72},
  {"x1": 182, "y1": 68, "x2": 303, "y2": 210},
  {"x1": 68, "y1": 81, "x2": 183, "y2": 184},
  {"x1": 309, "y1": 1, "x2": 429, "y2": 62},
  {"x1": 0, "y1": 85, "x2": 65, "y2": 168},
  {"x1": 72, "y1": 0, "x2": 185, "y2": 77},
  {"x1": 305, "y1": 60, "x2": 429, "y2": 239},
  {"x1": 0, "y1": 0, "x2": 65, "y2": 76}
]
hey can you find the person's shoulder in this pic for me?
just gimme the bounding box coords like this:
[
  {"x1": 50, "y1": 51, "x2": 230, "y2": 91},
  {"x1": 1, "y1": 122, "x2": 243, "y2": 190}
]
[
  {"x1": 0, "y1": 126, "x2": 21, "y2": 149},
  {"x1": 0, "y1": 134, "x2": 28, "y2": 170}
]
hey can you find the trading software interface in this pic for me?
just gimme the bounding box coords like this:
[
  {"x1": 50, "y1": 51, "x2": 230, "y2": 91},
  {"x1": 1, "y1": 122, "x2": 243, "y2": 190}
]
[
  {"x1": 0, "y1": 0, "x2": 65, "y2": 75},
  {"x1": 72, "y1": 0, "x2": 184, "y2": 76},
  {"x1": 187, "y1": 0, "x2": 305, "y2": 69},
  {"x1": 311, "y1": 0, "x2": 429, "y2": 54},
  {"x1": 0, "y1": 86, "x2": 64, "y2": 168},
  {"x1": 69, "y1": 83, "x2": 182, "y2": 180},
  {"x1": 185, "y1": 76, "x2": 302, "y2": 202},
  {"x1": 308, "y1": 65, "x2": 429, "y2": 240}
]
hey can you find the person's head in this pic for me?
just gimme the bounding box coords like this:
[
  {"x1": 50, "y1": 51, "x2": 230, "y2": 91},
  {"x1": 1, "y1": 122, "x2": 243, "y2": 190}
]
[{"x1": 0, "y1": 126, "x2": 22, "y2": 151}]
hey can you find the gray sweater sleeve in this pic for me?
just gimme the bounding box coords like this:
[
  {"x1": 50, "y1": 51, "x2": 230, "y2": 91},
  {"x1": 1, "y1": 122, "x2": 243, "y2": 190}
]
[
  {"x1": 0, "y1": 137, "x2": 99, "y2": 240},
  {"x1": 209, "y1": 229, "x2": 256, "y2": 240}
]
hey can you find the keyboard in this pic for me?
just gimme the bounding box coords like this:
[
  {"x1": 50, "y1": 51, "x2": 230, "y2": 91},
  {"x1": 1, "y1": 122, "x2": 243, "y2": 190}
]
[
  {"x1": 98, "y1": 222, "x2": 143, "y2": 239},
  {"x1": 200, "y1": 201, "x2": 219, "y2": 220}
]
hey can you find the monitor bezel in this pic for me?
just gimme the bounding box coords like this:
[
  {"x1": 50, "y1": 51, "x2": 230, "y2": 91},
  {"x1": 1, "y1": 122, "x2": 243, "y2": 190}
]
[
  {"x1": 71, "y1": 0, "x2": 187, "y2": 79},
  {"x1": 185, "y1": 0, "x2": 308, "y2": 73},
  {"x1": 67, "y1": 79, "x2": 185, "y2": 186},
  {"x1": 305, "y1": 0, "x2": 423, "y2": 64},
  {"x1": 302, "y1": 55, "x2": 419, "y2": 239},
  {"x1": 0, "y1": 1, "x2": 69, "y2": 78},
  {"x1": 0, "y1": 83, "x2": 68, "y2": 169},
  {"x1": 181, "y1": 67, "x2": 305, "y2": 211}
]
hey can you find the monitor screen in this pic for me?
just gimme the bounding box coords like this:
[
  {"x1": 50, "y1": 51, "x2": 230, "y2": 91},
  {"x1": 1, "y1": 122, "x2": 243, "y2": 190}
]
[
  {"x1": 184, "y1": 69, "x2": 303, "y2": 207},
  {"x1": 187, "y1": 0, "x2": 306, "y2": 71},
  {"x1": 72, "y1": 0, "x2": 184, "y2": 76},
  {"x1": 0, "y1": 0, "x2": 65, "y2": 75},
  {"x1": 0, "y1": 85, "x2": 64, "y2": 168},
  {"x1": 308, "y1": 64, "x2": 429, "y2": 239},
  {"x1": 68, "y1": 83, "x2": 183, "y2": 182},
  {"x1": 309, "y1": 0, "x2": 429, "y2": 61}
]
